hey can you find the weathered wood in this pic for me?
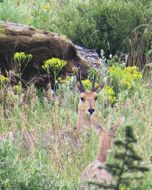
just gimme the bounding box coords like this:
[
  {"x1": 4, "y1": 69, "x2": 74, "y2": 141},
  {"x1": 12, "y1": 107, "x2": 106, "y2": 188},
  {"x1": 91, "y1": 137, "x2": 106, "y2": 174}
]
[{"x1": 0, "y1": 21, "x2": 89, "y2": 87}]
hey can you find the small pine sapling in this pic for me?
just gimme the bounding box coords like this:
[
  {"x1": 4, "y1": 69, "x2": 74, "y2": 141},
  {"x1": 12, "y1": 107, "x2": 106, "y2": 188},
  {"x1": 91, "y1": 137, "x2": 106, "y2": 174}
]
[{"x1": 89, "y1": 126, "x2": 149, "y2": 190}]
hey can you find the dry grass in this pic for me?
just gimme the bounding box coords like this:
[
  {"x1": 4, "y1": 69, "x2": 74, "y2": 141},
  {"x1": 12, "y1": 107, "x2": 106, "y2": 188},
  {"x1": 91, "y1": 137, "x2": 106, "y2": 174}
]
[{"x1": 0, "y1": 80, "x2": 152, "y2": 189}]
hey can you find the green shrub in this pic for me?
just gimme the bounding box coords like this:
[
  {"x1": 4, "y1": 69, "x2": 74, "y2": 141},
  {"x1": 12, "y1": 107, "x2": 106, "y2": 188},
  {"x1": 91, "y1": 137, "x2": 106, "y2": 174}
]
[
  {"x1": 108, "y1": 65, "x2": 142, "y2": 94},
  {"x1": 53, "y1": 0, "x2": 146, "y2": 53},
  {"x1": 98, "y1": 85, "x2": 117, "y2": 105},
  {"x1": 0, "y1": 0, "x2": 151, "y2": 55},
  {"x1": 0, "y1": 140, "x2": 72, "y2": 190}
]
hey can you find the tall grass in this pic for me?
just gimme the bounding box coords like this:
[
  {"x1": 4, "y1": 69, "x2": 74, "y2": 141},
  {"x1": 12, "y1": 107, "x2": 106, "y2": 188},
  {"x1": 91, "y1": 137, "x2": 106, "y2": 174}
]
[
  {"x1": 0, "y1": 79, "x2": 152, "y2": 189},
  {"x1": 0, "y1": 1, "x2": 151, "y2": 189}
]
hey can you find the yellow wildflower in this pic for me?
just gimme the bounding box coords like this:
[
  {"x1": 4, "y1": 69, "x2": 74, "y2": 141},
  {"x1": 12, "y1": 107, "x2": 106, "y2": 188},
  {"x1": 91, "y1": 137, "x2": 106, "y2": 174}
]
[
  {"x1": 0, "y1": 74, "x2": 9, "y2": 84},
  {"x1": 42, "y1": 58, "x2": 67, "y2": 74}
]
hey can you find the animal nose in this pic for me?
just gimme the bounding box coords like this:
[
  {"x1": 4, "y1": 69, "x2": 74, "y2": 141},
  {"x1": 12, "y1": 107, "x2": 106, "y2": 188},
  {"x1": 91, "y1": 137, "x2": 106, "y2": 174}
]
[{"x1": 88, "y1": 108, "x2": 95, "y2": 115}]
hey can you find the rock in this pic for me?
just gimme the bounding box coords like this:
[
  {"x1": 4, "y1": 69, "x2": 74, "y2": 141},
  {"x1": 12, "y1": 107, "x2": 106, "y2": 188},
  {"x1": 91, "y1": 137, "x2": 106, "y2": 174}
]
[
  {"x1": 0, "y1": 21, "x2": 92, "y2": 87},
  {"x1": 75, "y1": 45, "x2": 100, "y2": 68}
]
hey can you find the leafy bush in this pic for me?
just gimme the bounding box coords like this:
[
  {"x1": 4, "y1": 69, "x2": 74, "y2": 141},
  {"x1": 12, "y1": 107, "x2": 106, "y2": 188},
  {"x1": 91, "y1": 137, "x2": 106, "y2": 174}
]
[
  {"x1": 98, "y1": 85, "x2": 117, "y2": 105},
  {"x1": 0, "y1": 140, "x2": 71, "y2": 190},
  {"x1": 52, "y1": 0, "x2": 148, "y2": 53},
  {"x1": 108, "y1": 66, "x2": 142, "y2": 94},
  {"x1": 0, "y1": 0, "x2": 151, "y2": 57}
]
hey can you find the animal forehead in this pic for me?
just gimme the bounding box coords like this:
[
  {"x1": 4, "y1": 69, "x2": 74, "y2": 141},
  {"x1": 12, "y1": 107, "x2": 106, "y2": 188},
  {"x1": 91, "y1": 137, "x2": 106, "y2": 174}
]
[{"x1": 80, "y1": 91, "x2": 97, "y2": 99}]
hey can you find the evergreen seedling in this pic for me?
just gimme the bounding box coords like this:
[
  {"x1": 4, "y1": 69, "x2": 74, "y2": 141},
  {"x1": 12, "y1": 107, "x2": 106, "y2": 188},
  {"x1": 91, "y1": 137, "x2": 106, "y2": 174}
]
[{"x1": 89, "y1": 126, "x2": 149, "y2": 190}]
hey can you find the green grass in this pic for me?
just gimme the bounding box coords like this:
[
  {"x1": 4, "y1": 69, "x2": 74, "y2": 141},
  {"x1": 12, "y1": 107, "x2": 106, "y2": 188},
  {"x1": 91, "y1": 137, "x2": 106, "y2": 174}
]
[
  {"x1": 0, "y1": 0, "x2": 151, "y2": 54},
  {"x1": 0, "y1": 1, "x2": 152, "y2": 188},
  {"x1": 0, "y1": 79, "x2": 152, "y2": 190}
]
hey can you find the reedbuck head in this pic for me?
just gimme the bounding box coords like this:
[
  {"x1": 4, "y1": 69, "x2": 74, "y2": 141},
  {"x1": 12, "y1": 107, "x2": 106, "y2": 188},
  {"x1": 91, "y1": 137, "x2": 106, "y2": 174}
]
[{"x1": 74, "y1": 70, "x2": 104, "y2": 132}]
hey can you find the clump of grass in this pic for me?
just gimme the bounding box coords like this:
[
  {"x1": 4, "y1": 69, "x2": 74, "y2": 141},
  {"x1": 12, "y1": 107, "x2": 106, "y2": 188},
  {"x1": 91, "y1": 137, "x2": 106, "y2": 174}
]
[
  {"x1": 0, "y1": 140, "x2": 74, "y2": 190},
  {"x1": 0, "y1": 69, "x2": 152, "y2": 189}
]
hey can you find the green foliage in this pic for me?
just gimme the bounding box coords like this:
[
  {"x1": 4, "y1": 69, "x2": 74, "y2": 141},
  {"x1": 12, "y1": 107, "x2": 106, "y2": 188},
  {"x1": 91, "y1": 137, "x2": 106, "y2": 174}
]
[
  {"x1": 0, "y1": 74, "x2": 9, "y2": 84},
  {"x1": 58, "y1": 76, "x2": 72, "y2": 85},
  {"x1": 108, "y1": 66, "x2": 142, "y2": 94},
  {"x1": 0, "y1": 0, "x2": 33, "y2": 24},
  {"x1": 88, "y1": 66, "x2": 100, "y2": 82},
  {"x1": 0, "y1": 140, "x2": 73, "y2": 190},
  {"x1": 51, "y1": 0, "x2": 148, "y2": 53},
  {"x1": 98, "y1": 85, "x2": 117, "y2": 105},
  {"x1": 0, "y1": 76, "x2": 152, "y2": 190},
  {"x1": 81, "y1": 79, "x2": 98, "y2": 91},
  {"x1": 0, "y1": 0, "x2": 151, "y2": 55},
  {"x1": 0, "y1": 1, "x2": 152, "y2": 189}
]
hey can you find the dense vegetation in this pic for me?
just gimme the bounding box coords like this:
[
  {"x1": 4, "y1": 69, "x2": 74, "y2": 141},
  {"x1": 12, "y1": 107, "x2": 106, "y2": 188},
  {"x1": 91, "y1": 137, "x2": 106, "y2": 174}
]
[
  {"x1": 0, "y1": 54, "x2": 152, "y2": 189},
  {"x1": 0, "y1": 0, "x2": 152, "y2": 55},
  {"x1": 0, "y1": 0, "x2": 152, "y2": 190}
]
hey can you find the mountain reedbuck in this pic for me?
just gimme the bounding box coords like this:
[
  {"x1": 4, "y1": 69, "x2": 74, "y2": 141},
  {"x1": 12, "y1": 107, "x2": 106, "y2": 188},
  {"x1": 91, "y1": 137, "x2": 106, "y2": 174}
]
[
  {"x1": 80, "y1": 118, "x2": 123, "y2": 189},
  {"x1": 74, "y1": 73, "x2": 104, "y2": 133}
]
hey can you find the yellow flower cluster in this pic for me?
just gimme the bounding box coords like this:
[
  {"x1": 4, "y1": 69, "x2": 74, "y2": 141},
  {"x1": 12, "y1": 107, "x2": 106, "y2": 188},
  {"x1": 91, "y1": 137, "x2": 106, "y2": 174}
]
[
  {"x1": 43, "y1": 4, "x2": 50, "y2": 10},
  {"x1": 42, "y1": 58, "x2": 67, "y2": 74},
  {"x1": 119, "y1": 187, "x2": 128, "y2": 190},
  {"x1": 13, "y1": 85, "x2": 22, "y2": 94},
  {"x1": 104, "y1": 85, "x2": 116, "y2": 104},
  {"x1": 98, "y1": 85, "x2": 116, "y2": 105},
  {"x1": 82, "y1": 79, "x2": 98, "y2": 91},
  {"x1": 0, "y1": 74, "x2": 9, "y2": 84},
  {"x1": 124, "y1": 66, "x2": 142, "y2": 80},
  {"x1": 58, "y1": 76, "x2": 71, "y2": 84},
  {"x1": 108, "y1": 66, "x2": 142, "y2": 90},
  {"x1": 14, "y1": 52, "x2": 32, "y2": 63}
]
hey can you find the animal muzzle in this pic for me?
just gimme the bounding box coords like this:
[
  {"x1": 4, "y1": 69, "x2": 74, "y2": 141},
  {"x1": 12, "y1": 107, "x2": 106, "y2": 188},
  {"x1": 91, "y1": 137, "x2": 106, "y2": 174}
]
[{"x1": 88, "y1": 108, "x2": 95, "y2": 115}]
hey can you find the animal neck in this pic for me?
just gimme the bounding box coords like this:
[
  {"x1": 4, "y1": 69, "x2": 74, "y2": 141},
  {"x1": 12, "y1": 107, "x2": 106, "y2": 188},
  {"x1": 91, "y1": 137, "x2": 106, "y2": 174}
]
[
  {"x1": 96, "y1": 119, "x2": 123, "y2": 163},
  {"x1": 96, "y1": 131, "x2": 112, "y2": 163},
  {"x1": 76, "y1": 109, "x2": 92, "y2": 131}
]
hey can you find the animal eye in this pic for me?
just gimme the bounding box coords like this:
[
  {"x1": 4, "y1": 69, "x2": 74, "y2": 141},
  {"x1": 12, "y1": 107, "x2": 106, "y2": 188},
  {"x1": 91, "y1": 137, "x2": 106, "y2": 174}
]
[
  {"x1": 80, "y1": 97, "x2": 85, "y2": 102},
  {"x1": 95, "y1": 96, "x2": 97, "y2": 101}
]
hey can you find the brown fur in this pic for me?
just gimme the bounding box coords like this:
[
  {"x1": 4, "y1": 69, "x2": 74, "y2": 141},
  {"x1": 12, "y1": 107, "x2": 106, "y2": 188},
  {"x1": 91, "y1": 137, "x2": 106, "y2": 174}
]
[
  {"x1": 80, "y1": 118, "x2": 124, "y2": 189},
  {"x1": 76, "y1": 91, "x2": 101, "y2": 132}
]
